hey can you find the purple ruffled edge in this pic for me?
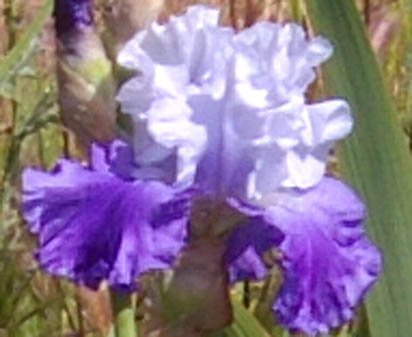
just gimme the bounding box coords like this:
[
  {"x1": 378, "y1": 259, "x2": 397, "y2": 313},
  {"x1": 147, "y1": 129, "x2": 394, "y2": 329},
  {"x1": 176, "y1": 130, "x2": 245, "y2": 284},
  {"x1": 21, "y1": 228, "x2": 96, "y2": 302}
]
[
  {"x1": 22, "y1": 140, "x2": 190, "y2": 290},
  {"x1": 224, "y1": 177, "x2": 382, "y2": 335}
]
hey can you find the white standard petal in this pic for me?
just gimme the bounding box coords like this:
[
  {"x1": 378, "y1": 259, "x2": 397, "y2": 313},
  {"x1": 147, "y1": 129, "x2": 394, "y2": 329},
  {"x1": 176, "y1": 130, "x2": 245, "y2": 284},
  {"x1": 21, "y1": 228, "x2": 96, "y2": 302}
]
[
  {"x1": 306, "y1": 99, "x2": 353, "y2": 145},
  {"x1": 234, "y1": 22, "x2": 333, "y2": 98},
  {"x1": 147, "y1": 98, "x2": 207, "y2": 187},
  {"x1": 283, "y1": 149, "x2": 329, "y2": 189},
  {"x1": 282, "y1": 99, "x2": 352, "y2": 189},
  {"x1": 117, "y1": 5, "x2": 353, "y2": 202},
  {"x1": 239, "y1": 97, "x2": 353, "y2": 196},
  {"x1": 117, "y1": 5, "x2": 233, "y2": 186}
]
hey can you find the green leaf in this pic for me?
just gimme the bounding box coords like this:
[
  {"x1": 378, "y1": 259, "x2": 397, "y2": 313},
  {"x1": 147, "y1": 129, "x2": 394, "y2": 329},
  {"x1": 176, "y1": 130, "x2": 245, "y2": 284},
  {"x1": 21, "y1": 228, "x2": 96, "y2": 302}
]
[
  {"x1": 305, "y1": 1, "x2": 412, "y2": 337},
  {"x1": 213, "y1": 300, "x2": 272, "y2": 337},
  {"x1": 110, "y1": 292, "x2": 137, "y2": 337},
  {"x1": 0, "y1": 0, "x2": 53, "y2": 89}
]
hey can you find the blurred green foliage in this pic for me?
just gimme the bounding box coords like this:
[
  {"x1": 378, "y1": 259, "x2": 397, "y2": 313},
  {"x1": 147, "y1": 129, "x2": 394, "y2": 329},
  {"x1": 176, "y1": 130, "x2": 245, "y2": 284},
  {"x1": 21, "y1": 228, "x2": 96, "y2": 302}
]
[
  {"x1": 0, "y1": 1, "x2": 68, "y2": 336},
  {"x1": 305, "y1": 1, "x2": 412, "y2": 337}
]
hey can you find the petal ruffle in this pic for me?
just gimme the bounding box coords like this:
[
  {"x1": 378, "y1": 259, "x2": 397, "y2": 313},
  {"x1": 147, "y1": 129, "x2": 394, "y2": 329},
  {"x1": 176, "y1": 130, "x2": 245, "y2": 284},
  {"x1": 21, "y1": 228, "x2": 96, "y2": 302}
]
[
  {"x1": 22, "y1": 158, "x2": 189, "y2": 290},
  {"x1": 234, "y1": 22, "x2": 333, "y2": 97},
  {"x1": 266, "y1": 177, "x2": 381, "y2": 335},
  {"x1": 117, "y1": 6, "x2": 353, "y2": 200},
  {"x1": 117, "y1": 6, "x2": 233, "y2": 189}
]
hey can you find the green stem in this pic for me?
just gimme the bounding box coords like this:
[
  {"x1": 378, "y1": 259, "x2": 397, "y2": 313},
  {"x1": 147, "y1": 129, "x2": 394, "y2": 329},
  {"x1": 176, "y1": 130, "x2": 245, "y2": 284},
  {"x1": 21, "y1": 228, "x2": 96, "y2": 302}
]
[
  {"x1": 290, "y1": 0, "x2": 302, "y2": 22},
  {"x1": 111, "y1": 292, "x2": 137, "y2": 337}
]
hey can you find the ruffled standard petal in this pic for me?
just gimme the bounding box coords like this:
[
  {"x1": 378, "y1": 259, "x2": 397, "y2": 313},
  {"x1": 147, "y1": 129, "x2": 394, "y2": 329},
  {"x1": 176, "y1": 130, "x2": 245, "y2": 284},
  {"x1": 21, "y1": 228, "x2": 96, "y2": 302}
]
[
  {"x1": 278, "y1": 99, "x2": 353, "y2": 189},
  {"x1": 234, "y1": 22, "x2": 333, "y2": 98},
  {"x1": 146, "y1": 98, "x2": 208, "y2": 186},
  {"x1": 266, "y1": 177, "x2": 381, "y2": 335},
  {"x1": 117, "y1": 5, "x2": 353, "y2": 201},
  {"x1": 117, "y1": 6, "x2": 234, "y2": 190},
  {"x1": 22, "y1": 158, "x2": 189, "y2": 290},
  {"x1": 231, "y1": 93, "x2": 353, "y2": 198},
  {"x1": 117, "y1": 5, "x2": 233, "y2": 103}
]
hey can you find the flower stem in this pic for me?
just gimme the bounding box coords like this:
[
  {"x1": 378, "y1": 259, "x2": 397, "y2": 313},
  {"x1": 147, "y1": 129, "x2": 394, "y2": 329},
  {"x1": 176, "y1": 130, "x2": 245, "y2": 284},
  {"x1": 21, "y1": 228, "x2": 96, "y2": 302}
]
[{"x1": 111, "y1": 292, "x2": 137, "y2": 337}]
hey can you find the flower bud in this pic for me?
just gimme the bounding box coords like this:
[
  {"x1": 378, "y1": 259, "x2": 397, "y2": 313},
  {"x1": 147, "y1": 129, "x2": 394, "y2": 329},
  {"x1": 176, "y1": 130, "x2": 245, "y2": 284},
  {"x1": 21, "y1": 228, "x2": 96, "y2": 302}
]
[{"x1": 55, "y1": 0, "x2": 116, "y2": 146}]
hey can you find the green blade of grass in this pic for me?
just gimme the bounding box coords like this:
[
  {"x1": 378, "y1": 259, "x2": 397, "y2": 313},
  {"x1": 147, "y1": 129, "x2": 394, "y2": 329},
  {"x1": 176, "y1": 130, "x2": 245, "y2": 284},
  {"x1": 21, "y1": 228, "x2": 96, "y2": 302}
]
[
  {"x1": 305, "y1": 1, "x2": 412, "y2": 337},
  {"x1": 211, "y1": 300, "x2": 272, "y2": 337},
  {"x1": 0, "y1": 0, "x2": 53, "y2": 89}
]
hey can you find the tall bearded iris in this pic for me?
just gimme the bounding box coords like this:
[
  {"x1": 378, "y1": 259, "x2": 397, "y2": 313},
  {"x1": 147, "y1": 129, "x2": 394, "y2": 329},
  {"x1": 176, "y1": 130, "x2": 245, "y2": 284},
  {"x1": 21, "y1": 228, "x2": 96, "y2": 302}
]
[{"x1": 22, "y1": 4, "x2": 381, "y2": 336}]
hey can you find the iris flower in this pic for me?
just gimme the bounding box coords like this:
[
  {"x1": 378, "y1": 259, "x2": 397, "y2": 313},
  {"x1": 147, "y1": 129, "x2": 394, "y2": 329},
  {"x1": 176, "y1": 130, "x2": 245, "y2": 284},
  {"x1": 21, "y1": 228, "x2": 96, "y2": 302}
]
[{"x1": 22, "y1": 4, "x2": 381, "y2": 336}]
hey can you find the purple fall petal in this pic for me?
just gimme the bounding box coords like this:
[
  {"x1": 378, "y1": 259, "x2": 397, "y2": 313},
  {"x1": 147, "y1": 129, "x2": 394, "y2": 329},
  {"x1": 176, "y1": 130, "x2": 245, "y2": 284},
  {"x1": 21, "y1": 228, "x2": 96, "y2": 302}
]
[
  {"x1": 267, "y1": 177, "x2": 382, "y2": 335},
  {"x1": 22, "y1": 154, "x2": 189, "y2": 290}
]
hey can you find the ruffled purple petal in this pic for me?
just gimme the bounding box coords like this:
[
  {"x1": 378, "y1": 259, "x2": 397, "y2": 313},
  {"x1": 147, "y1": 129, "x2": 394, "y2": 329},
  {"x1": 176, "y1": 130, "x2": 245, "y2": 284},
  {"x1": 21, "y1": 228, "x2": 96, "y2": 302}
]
[
  {"x1": 22, "y1": 156, "x2": 189, "y2": 290},
  {"x1": 267, "y1": 177, "x2": 381, "y2": 335}
]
